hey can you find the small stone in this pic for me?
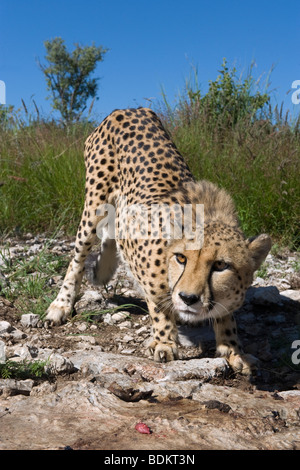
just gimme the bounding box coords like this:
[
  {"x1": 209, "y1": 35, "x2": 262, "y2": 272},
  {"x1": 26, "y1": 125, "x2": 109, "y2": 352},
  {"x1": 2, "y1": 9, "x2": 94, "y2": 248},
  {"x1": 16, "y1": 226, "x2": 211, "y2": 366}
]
[
  {"x1": 118, "y1": 321, "x2": 132, "y2": 329},
  {"x1": 77, "y1": 323, "x2": 88, "y2": 332},
  {"x1": 81, "y1": 290, "x2": 103, "y2": 302},
  {"x1": 120, "y1": 348, "x2": 136, "y2": 355},
  {"x1": 75, "y1": 335, "x2": 97, "y2": 345},
  {"x1": 135, "y1": 326, "x2": 148, "y2": 335},
  {"x1": 10, "y1": 328, "x2": 27, "y2": 340},
  {"x1": 111, "y1": 312, "x2": 129, "y2": 323},
  {"x1": 121, "y1": 334, "x2": 134, "y2": 343},
  {"x1": 0, "y1": 378, "x2": 34, "y2": 396},
  {"x1": 43, "y1": 353, "x2": 75, "y2": 374},
  {"x1": 280, "y1": 289, "x2": 300, "y2": 302},
  {"x1": 20, "y1": 314, "x2": 40, "y2": 328},
  {"x1": 28, "y1": 244, "x2": 42, "y2": 255},
  {"x1": 0, "y1": 321, "x2": 12, "y2": 335},
  {"x1": 102, "y1": 313, "x2": 113, "y2": 325}
]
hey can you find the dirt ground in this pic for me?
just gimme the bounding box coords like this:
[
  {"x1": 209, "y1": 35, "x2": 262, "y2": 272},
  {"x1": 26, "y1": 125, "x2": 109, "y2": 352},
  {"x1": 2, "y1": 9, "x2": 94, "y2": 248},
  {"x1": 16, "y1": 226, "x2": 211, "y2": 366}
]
[{"x1": 0, "y1": 235, "x2": 299, "y2": 450}]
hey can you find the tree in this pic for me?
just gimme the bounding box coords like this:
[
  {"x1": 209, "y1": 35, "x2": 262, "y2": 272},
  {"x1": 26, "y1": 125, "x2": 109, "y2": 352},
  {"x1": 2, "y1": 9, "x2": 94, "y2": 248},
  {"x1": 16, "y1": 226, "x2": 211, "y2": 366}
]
[{"x1": 38, "y1": 37, "x2": 108, "y2": 123}]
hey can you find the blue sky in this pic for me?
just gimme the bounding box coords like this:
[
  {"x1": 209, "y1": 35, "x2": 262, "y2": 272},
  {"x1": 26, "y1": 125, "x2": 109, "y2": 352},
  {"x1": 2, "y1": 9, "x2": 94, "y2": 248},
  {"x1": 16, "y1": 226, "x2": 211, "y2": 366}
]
[{"x1": 0, "y1": 0, "x2": 300, "y2": 121}]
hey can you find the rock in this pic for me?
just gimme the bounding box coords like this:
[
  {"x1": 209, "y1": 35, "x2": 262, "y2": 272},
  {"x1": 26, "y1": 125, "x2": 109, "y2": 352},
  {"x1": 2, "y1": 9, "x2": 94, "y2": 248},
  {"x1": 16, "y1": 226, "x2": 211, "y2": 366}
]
[
  {"x1": 0, "y1": 270, "x2": 9, "y2": 288},
  {"x1": 280, "y1": 289, "x2": 300, "y2": 302},
  {"x1": 111, "y1": 311, "x2": 129, "y2": 323},
  {"x1": 68, "y1": 349, "x2": 228, "y2": 382},
  {"x1": 11, "y1": 344, "x2": 39, "y2": 360},
  {"x1": 118, "y1": 321, "x2": 132, "y2": 329},
  {"x1": 0, "y1": 321, "x2": 12, "y2": 335},
  {"x1": 247, "y1": 286, "x2": 281, "y2": 305},
  {"x1": 27, "y1": 244, "x2": 42, "y2": 255},
  {"x1": 0, "y1": 378, "x2": 34, "y2": 396},
  {"x1": 20, "y1": 314, "x2": 40, "y2": 328},
  {"x1": 120, "y1": 348, "x2": 136, "y2": 355},
  {"x1": 74, "y1": 290, "x2": 103, "y2": 314},
  {"x1": 0, "y1": 235, "x2": 299, "y2": 450},
  {"x1": 77, "y1": 323, "x2": 88, "y2": 332},
  {"x1": 121, "y1": 334, "x2": 134, "y2": 343},
  {"x1": 102, "y1": 313, "x2": 113, "y2": 325},
  {"x1": 135, "y1": 326, "x2": 148, "y2": 335},
  {"x1": 0, "y1": 378, "x2": 299, "y2": 450},
  {"x1": 42, "y1": 353, "x2": 76, "y2": 375},
  {"x1": 9, "y1": 328, "x2": 27, "y2": 340}
]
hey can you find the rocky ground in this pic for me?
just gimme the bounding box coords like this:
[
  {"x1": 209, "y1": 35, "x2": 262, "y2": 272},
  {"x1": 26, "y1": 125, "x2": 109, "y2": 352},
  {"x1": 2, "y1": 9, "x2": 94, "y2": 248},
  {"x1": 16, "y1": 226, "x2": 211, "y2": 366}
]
[{"x1": 0, "y1": 234, "x2": 299, "y2": 450}]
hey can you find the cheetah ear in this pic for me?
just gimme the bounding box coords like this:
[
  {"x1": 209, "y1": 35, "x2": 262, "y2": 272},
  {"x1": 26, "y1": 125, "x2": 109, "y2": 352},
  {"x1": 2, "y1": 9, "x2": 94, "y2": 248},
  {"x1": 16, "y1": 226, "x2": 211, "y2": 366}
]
[{"x1": 247, "y1": 234, "x2": 272, "y2": 271}]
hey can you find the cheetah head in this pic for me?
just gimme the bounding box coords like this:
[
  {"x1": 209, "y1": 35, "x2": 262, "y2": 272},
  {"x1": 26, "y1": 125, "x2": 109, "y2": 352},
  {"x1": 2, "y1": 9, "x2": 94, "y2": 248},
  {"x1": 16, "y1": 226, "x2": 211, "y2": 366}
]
[{"x1": 166, "y1": 224, "x2": 271, "y2": 324}]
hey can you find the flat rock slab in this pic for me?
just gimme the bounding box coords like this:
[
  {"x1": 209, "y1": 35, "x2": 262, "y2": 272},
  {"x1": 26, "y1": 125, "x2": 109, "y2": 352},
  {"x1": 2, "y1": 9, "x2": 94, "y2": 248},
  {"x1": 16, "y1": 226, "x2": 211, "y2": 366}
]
[
  {"x1": 0, "y1": 379, "x2": 299, "y2": 450},
  {"x1": 0, "y1": 350, "x2": 299, "y2": 450},
  {"x1": 68, "y1": 348, "x2": 228, "y2": 381}
]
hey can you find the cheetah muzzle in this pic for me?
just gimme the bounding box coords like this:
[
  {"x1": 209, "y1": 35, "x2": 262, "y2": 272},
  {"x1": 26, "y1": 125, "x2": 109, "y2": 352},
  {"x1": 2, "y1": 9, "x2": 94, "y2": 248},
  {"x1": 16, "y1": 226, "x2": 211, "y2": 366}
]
[{"x1": 46, "y1": 108, "x2": 271, "y2": 375}]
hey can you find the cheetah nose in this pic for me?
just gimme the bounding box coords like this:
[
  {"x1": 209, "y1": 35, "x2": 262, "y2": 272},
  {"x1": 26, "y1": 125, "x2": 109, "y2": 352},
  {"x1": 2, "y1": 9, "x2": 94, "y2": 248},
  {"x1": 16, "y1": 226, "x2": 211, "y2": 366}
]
[{"x1": 178, "y1": 292, "x2": 200, "y2": 306}]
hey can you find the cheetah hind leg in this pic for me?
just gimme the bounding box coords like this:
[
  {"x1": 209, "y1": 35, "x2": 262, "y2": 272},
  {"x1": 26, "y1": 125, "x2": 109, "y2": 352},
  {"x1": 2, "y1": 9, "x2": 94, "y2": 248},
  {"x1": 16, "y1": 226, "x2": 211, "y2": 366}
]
[{"x1": 91, "y1": 234, "x2": 119, "y2": 286}]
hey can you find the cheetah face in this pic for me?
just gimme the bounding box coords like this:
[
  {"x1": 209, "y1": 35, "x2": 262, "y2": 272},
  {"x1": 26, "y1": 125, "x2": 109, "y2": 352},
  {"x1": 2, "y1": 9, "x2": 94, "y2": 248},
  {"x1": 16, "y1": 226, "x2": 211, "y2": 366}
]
[{"x1": 166, "y1": 232, "x2": 271, "y2": 324}]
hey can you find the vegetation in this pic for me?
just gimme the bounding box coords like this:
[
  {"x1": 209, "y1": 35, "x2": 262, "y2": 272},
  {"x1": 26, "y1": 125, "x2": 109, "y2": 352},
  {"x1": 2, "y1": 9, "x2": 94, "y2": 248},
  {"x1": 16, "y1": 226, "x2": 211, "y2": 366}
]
[
  {"x1": 0, "y1": 241, "x2": 69, "y2": 317},
  {"x1": 0, "y1": 59, "x2": 299, "y2": 249},
  {"x1": 0, "y1": 359, "x2": 48, "y2": 379},
  {"x1": 0, "y1": 118, "x2": 91, "y2": 235},
  {"x1": 159, "y1": 60, "x2": 300, "y2": 249},
  {"x1": 38, "y1": 37, "x2": 108, "y2": 123}
]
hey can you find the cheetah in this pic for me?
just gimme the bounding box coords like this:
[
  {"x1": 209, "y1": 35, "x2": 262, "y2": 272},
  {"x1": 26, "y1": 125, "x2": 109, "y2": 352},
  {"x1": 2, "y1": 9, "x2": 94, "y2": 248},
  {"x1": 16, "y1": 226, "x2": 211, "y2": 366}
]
[{"x1": 46, "y1": 107, "x2": 271, "y2": 374}]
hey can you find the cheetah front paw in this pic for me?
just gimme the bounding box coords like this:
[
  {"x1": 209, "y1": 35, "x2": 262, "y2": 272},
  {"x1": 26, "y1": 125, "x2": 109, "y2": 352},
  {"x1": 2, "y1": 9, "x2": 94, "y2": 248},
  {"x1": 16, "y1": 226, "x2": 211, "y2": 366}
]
[
  {"x1": 148, "y1": 340, "x2": 178, "y2": 363},
  {"x1": 227, "y1": 352, "x2": 259, "y2": 375},
  {"x1": 45, "y1": 301, "x2": 72, "y2": 325},
  {"x1": 217, "y1": 345, "x2": 258, "y2": 375}
]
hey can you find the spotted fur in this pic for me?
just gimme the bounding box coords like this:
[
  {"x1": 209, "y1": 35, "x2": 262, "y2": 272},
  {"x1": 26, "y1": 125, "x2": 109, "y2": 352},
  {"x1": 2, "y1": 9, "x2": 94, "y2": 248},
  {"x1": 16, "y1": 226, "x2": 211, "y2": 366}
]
[{"x1": 46, "y1": 108, "x2": 271, "y2": 374}]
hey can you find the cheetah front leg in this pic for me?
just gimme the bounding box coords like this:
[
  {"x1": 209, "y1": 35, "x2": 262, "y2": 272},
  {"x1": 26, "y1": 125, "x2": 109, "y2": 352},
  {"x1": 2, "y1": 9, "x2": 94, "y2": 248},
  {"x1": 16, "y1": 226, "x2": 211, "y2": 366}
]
[
  {"x1": 46, "y1": 205, "x2": 99, "y2": 325},
  {"x1": 147, "y1": 300, "x2": 179, "y2": 362},
  {"x1": 214, "y1": 314, "x2": 258, "y2": 375}
]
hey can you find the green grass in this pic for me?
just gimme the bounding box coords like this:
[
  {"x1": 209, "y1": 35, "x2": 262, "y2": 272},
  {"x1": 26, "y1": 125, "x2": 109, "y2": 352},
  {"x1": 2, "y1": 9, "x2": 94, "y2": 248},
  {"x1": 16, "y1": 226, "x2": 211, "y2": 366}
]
[
  {"x1": 0, "y1": 242, "x2": 69, "y2": 317},
  {"x1": 0, "y1": 120, "x2": 91, "y2": 235},
  {"x1": 160, "y1": 114, "x2": 300, "y2": 249},
  {"x1": 0, "y1": 63, "x2": 299, "y2": 249}
]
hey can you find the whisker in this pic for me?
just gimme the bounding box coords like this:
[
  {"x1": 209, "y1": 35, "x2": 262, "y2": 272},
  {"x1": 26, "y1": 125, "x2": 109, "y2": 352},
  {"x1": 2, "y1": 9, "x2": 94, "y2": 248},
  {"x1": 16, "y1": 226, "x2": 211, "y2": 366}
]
[{"x1": 209, "y1": 300, "x2": 230, "y2": 332}]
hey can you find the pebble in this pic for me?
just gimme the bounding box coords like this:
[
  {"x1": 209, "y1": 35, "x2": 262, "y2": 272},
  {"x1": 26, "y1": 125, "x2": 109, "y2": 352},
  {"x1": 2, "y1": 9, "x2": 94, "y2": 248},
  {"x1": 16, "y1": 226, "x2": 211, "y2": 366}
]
[
  {"x1": 20, "y1": 314, "x2": 40, "y2": 328},
  {"x1": 111, "y1": 312, "x2": 129, "y2": 323},
  {"x1": 121, "y1": 334, "x2": 134, "y2": 343},
  {"x1": 280, "y1": 289, "x2": 300, "y2": 302},
  {"x1": 0, "y1": 321, "x2": 12, "y2": 335},
  {"x1": 119, "y1": 321, "x2": 132, "y2": 329},
  {"x1": 0, "y1": 378, "x2": 34, "y2": 396},
  {"x1": 77, "y1": 323, "x2": 88, "y2": 332},
  {"x1": 102, "y1": 313, "x2": 113, "y2": 325}
]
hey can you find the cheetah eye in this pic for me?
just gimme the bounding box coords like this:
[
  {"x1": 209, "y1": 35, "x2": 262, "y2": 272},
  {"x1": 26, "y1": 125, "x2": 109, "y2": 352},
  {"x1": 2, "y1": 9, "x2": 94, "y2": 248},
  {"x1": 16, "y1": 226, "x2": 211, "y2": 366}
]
[
  {"x1": 175, "y1": 253, "x2": 187, "y2": 265},
  {"x1": 212, "y1": 260, "x2": 230, "y2": 272}
]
